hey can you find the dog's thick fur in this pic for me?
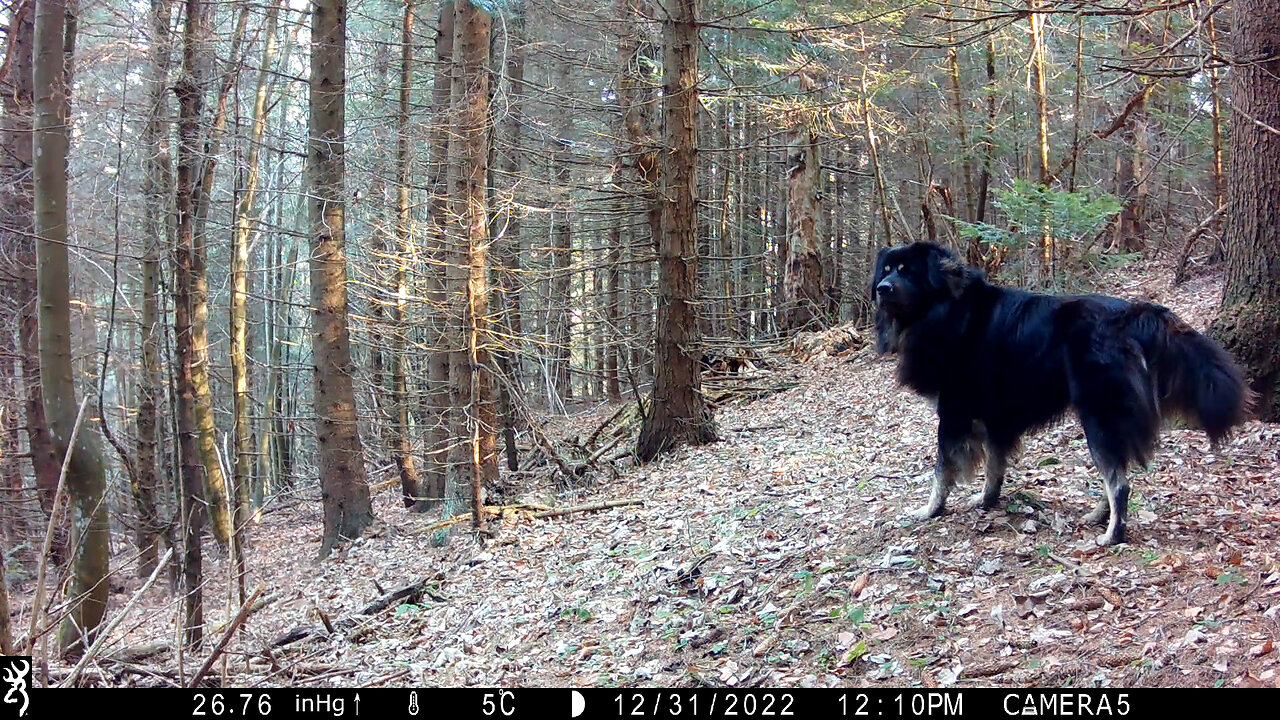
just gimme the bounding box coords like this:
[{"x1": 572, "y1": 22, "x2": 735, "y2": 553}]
[{"x1": 872, "y1": 242, "x2": 1249, "y2": 545}]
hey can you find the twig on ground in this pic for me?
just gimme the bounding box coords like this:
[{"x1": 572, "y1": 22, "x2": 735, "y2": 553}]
[{"x1": 188, "y1": 583, "x2": 265, "y2": 688}]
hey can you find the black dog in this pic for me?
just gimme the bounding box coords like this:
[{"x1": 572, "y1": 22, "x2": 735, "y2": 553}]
[{"x1": 872, "y1": 242, "x2": 1249, "y2": 545}]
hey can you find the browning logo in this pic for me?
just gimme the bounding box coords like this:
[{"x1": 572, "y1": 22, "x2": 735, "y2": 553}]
[{"x1": 0, "y1": 657, "x2": 29, "y2": 718}]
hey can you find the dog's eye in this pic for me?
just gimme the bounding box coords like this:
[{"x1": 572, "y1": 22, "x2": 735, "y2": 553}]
[
  {"x1": 897, "y1": 264, "x2": 905, "y2": 272},
  {"x1": 883, "y1": 265, "x2": 890, "y2": 274}
]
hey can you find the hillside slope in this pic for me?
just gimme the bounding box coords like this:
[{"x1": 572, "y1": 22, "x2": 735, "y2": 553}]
[{"x1": 47, "y1": 265, "x2": 1280, "y2": 688}]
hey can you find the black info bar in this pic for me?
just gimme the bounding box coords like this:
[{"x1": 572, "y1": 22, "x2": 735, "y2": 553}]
[{"x1": 20, "y1": 687, "x2": 1242, "y2": 719}]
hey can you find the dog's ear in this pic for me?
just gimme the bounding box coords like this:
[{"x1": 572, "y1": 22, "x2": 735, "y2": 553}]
[
  {"x1": 930, "y1": 256, "x2": 974, "y2": 299},
  {"x1": 870, "y1": 247, "x2": 891, "y2": 300}
]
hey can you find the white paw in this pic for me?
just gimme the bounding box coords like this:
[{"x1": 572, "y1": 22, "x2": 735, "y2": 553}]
[{"x1": 967, "y1": 493, "x2": 998, "y2": 511}]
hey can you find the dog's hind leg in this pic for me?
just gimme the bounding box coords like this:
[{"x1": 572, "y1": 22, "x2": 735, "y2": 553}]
[
  {"x1": 1082, "y1": 426, "x2": 1134, "y2": 546},
  {"x1": 1081, "y1": 495, "x2": 1110, "y2": 527},
  {"x1": 1094, "y1": 463, "x2": 1130, "y2": 546},
  {"x1": 914, "y1": 422, "x2": 981, "y2": 520},
  {"x1": 969, "y1": 439, "x2": 1007, "y2": 510},
  {"x1": 1067, "y1": 327, "x2": 1156, "y2": 546}
]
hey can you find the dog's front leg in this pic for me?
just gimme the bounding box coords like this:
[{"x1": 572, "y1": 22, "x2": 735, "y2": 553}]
[{"x1": 914, "y1": 423, "x2": 976, "y2": 520}]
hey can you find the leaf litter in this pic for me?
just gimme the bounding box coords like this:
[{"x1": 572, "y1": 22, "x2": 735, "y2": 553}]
[{"x1": 27, "y1": 261, "x2": 1280, "y2": 689}]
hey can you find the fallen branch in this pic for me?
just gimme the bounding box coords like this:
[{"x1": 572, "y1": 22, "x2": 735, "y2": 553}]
[
  {"x1": 188, "y1": 583, "x2": 265, "y2": 688},
  {"x1": 409, "y1": 503, "x2": 555, "y2": 536},
  {"x1": 61, "y1": 547, "x2": 174, "y2": 687},
  {"x1": 208, "y1": 592, "x2": 279, "y2": 637},
  {"x1": 585, "y1": 403, "x2": 631, "y2": 449},
  {"x1": 25, "y1": 398, "x2": 88, "y2": 658},
  {"x1": 533, "y1": 499, "x2": 644, "y2": 519},
  {"x1": 106, "y1": 641, "x2": 171, "y2": 664},
  {"x1": 1173, "y1": 203, "x2": 1230, "y2": 284},
  {"x1": 358, "y1": 578, "x2": 445, "y2": 616},
  {"x1": 526, "y1": 419, "x2": 580, "y2": 480},
  {"x1": 270, "y1": 626, "x2": 318, "y2": 648}
]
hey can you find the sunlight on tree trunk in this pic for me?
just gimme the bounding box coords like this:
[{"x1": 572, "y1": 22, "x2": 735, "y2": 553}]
[
  {"x1": 309, "y1": 0, "x2": 374, "y2": 555},
  {"x1": 34, "y1": 0, "x2": 110, "y2": 656}
]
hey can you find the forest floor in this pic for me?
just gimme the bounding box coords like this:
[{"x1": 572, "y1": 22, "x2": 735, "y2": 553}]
[{"x1": 31, "y1": 257, "x2": 1280, "y2": 688}]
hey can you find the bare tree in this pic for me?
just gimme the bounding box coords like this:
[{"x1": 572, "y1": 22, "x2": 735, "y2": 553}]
[
  {"x1": 1209, "y1": 0, "x2": 1280, "y2": 420},
  {"x1": 636, "y1": 0, "x2": 716, "y2": 462},
  {"x1": 33, "y1": 0, "x2": 110, "y2": 655},
  {"x1": 310, "y1": 0, "x2": 374, "y2": 554}
]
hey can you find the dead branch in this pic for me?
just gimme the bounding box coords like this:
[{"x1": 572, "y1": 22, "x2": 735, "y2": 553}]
[
  {"x1": 585, "y1": 402, "x2": 631, "y2": 449},
  {"x1": 533, "y1": 499, "x2": 644, "y2": 519},
  {"x1": 358, "y1": 577, "x2": 446, "y2": 616},
  {"x1": 208, "y1": 592, "x2": 279, "y2": 636},
  {"x1": 61, "y1": 547, "x2": 174, "y2": 687},
  {"x1": 1048, "y1": 85, "x2": 1151, "y2": 187},
  {"x1": 1174, "y1": 203, "x2": 1230, "y2": 284},
  {"x1": 526, "y1": 418, "x2": 580, "y2": 480},
  {"x1": 188, "y1": 583, "x2": 265, "y2": 688},
  {"x1": 106, "y1": 641, "x2": 171, "y2": 664}
]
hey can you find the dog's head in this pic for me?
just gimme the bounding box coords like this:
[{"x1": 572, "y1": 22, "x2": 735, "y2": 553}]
[{"x1": 871, "y1": 243, "x2": 976, "y2": 352}]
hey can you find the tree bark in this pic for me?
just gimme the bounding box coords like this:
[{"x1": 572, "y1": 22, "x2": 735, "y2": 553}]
[
  {"x1": 618, "y1": 0, "x2": 661, "y2": 386},
  {"x1": 185, "y1": 2, "x2": 254, "y2": 550},
  {"x1": 135, "y1": 0, "x2": 175, "y2": 578},
  {"x1": 422, "y1": 1, "x2": 454, "y2": 508},
  {"x1": 1209, "y1": 0, "x2": 1280, "y2": 420},
  {"x1": 493, "y1": 13, "x2": 525, "y2": 467},
  {"x1": 450, "y1": 0, "x2": 497, "y2": 530},
  {"x1": 34, "y1": 0, "x2": 110, "y2": 655},
  {"x1": 0, "y1": 0, "x2": 66, "y2": 560},
  {"x1": 635, "y1": 0, "x2": 716, "y2": 462},
  {"x1": 858, "y1": 29, "x2": 892, "y2": 248},
  {"x1": 174, "y1": 0, "x2": 209, "y2": 648},
  {"x1": 392, "y1": 0, "x2": 423, "y2": 508},
  {"x1": 1206, "y1": 11, "x2": 1227, "y2": 259},
  {"x1": 1028, "y1": 2, "x2": 1053, "y2": 276},
  {"x1": 228, "y1": 0, "x2": 283, "y2": 596},
  {"x1": 1113, "y1": 16, "x2": 1150, "y2": 254},
  {"x1": 309, "y1": 0, "x2": 374, "y2": 554},
  {"x1": 781, "y1": 125, "x2": 827, "y2": 333},
  {"x1": 550, "y1": 61, "x2": 574, "y2": 402}
]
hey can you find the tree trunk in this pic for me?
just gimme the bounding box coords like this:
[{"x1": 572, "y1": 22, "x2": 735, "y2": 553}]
[
  {"x1": 1113, "y1": 17, "x2": 1150, "y2": 254},
  {"x1": 185, "y1": 3, "x2": 254, "y2": 550},
  {"x1": 781, "y1": 125, "x2": 827, "y2": 333},
  {"x1": 228, "y1": 0, "x2": 282, "y2": 596},
  {"x1": 944, "y1": 17, "x2": 975, "y2": 223},
  {"x1": 975, "y1": 14, "x2": 997, "y2": 231},
  {"x1": 1028, "y1": 2, "x2": 1053, "y2": 276},
  {"x1": 618, "y1": 0, "x2": 661, "y2": 386},
  {"x1": 0, "y1": 0, "x2": 66, "y2": 561},
  {"x1": 1209, "y1": 1, "x2": 1280, "y2": 420},
  {"x1": 174, "y1": 0, "x2": 209, "y2": 649},
  {"x1": 392, "y1": 0, "x2": 423, "y2": 508},
  {"x1": 422, "y1": 1, "x2": 453, "y2": 508},
  {"x1": 34, "y1": 0, "x2": 110, "y2": 655},
  {"x1": 451, "y1": 0, "x2": 497, "y2": 530},
  {"x1": 1206, "y1": 12, "x2": 1226, "y2": 260},
  {"x1": 858, "y1": 29, "x2": 892, "y2": 248},
  {"x1": 550, "y1": 62, "x2": 574, "y2": 403},
  {"x1": 493, "y1": 14, "x2": 525, "y2": 469},
  {"x1": 135, "y1": 0, "x2": 175, "y2": 578},
  {"x1": 635, "y1": 0, "x2": 716, "y2": 462},
  {"x1": 309, "y1": 0, "x2": 374, "y2": 554}
]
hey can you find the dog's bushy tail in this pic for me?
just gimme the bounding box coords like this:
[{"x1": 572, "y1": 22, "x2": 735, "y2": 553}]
[{"x1": 1124, "y1": 303, "x2": 1250, "y2": 444}]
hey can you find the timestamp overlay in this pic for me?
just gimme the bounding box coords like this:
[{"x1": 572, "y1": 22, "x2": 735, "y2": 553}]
[{"x1": 25, "y1": 686, "x2": 1220, "y2": 718}]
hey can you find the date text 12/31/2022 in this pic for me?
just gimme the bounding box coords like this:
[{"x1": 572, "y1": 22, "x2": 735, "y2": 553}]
[{"x1": 611, "y1": 691, "x2": 1130, "y2": 718}]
